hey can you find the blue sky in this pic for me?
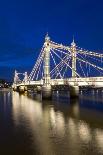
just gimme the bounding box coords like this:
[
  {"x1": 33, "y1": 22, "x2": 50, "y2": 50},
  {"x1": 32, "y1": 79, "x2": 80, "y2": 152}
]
[{"x1": 0, "y1": 0, "x2": 103, "y2": 80}]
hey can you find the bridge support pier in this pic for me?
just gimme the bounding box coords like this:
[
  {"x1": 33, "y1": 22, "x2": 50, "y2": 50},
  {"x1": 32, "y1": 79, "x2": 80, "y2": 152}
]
[
  {"x1": 69, "y1": 86, "x2": 79, "y2": 98},
  {"x1": 17, "y1": 86, "x2": 27, "y2": 93},
  {"x1": 12, "y1": 86, "x2": 17, "y2": 91},
  {"x1": 42, "y1": 85, "x2": 52, "y2": 99},
  {"x1": 36, "y1": 86, "x2": 42, "y2": 93}
]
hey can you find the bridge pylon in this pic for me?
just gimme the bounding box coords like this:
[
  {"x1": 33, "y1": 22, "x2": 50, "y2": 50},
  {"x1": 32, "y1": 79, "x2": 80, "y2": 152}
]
[
  {"x1": 12, "y1": 70, "x2": 19, "y2": 91},
  {"x1": 42, "y1": 34, "x2": 52, "y2": 98},
  {"x1": 43, "y1": 33, "x2": 51, "y2": 85},
  {"x1": 70, "y1": 38, "x2": 79, "y2": 97},
  {"x1": 71, "y1": 38, "x2": 77, "y2": 78},
  {"x1": 23, "y1": 72, "x2": 28, "y2": 83}
]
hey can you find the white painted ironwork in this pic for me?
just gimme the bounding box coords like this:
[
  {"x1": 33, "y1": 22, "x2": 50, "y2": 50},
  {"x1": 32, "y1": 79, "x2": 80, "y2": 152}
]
[{"x1": 12, "y1": 35, "x2": 103, "y2": 88}]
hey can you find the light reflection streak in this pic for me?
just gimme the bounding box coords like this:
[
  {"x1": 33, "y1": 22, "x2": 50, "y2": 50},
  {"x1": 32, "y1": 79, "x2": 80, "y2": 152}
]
[
  {"x1": 11, "y1": 91, "x2": 103, "y2": 154},
  {"x1": 50, "y1": 107, "x2": 56, "y2": 127},
  {"x1": 72, "y1": 102, "x2": 80, "y2": 118},
  {"x1": 3, "y1": 92, "x2": 6, "y2": 105},
  {"x1": 50, "y1": 108, "x2": 65, "y2": 136},
  {"x1": 56, "y1": 112, "x2": 65, "y2": 136},
  {"x1": 12, "y1": 92, "x2": 54, "y2": 154},
  {"x1": 78, "y1": 121, "x2": 91, "y2": 143},
  {"x1": 68, "y1": 118, "x2": 77, "y2": 137},
  {"x1": 95, "y1": 129, "x2": 103, "y2": 152}
]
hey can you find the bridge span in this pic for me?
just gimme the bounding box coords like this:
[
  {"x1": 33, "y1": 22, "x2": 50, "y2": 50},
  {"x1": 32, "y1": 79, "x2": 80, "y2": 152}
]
[
  {"x1": 15, "y1": 77, "x2": 103, "y2": 87},
  {"x1": 12, "y1": 34, "x2": 103, "y2": 99}
]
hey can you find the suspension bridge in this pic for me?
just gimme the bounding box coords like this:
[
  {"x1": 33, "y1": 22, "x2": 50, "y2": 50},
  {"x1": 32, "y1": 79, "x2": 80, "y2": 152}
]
[{"x1": 12, "y1": 34, "x2": 103, "y2": 98}]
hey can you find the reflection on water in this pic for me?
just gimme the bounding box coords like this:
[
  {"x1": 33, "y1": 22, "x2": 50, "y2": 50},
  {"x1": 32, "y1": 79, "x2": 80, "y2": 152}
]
[{"x1": 0, "y1": 89, "x2": 103, "y2": 154}]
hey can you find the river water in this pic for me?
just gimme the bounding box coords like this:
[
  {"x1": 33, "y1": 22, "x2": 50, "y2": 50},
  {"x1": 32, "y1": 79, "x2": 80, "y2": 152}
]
[{"x1": 0, "y1": 89, "x2": 103, "y2": 155}]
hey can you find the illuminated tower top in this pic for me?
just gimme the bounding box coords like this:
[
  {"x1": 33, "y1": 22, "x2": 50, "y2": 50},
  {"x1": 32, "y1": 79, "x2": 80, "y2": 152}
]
[
  {"x1": 45, "y1": 33, "x2": 50, "y2": 42},
  {"x1": 71, "y1": 37, "x2": 76, "y2": 47}
]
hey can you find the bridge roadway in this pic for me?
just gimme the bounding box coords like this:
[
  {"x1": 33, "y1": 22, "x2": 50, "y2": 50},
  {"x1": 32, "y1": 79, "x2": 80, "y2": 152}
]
[{"x1": 15, "y1": 77, "x2": 103, "y2": 88}]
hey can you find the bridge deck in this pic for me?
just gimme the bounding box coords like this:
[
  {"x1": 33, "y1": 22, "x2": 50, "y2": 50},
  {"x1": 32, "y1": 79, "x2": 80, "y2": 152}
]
[{"x1": 14, "y1": 77, "x2": 103, "y2": 87}]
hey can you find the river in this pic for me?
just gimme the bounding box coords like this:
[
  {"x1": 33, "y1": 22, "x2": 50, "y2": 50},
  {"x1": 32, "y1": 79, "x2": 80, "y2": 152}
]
[{"x1": 0, "y1": 89, "x2": 103, "y2": 155}]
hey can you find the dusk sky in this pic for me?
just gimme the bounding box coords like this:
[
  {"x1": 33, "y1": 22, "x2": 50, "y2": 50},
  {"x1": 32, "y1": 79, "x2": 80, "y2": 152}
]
[{"x1": 0, "y1": 0, "x2": 103, "y2": 81}]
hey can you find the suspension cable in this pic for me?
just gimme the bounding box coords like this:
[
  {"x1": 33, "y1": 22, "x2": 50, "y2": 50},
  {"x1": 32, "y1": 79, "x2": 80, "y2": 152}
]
[
  {"x1": 52, "y1": 47, "x2": 71, "y2": 56},
  {"x1": 29, "y1": 45, "x2": 45, "y2": 79},
  {"x1": 50, "y1": 40, "x2": 71, "y2": 52},
  {"x1": 50, "y1": 49, "x2": 71, "y2": 75},
  {"x1": 31, "y1": 52, "x2": 45, "y2": 80},
  {"x1": 77, "y1": 57, "x2": 103, "y2": 73},
  {"x1": 51, "y1": 48, "x2": 80, "y2": 77},
  {"x1": 77, "y1": 53, "x2": 103, "y2": 75},
  {"x1": 77, "y1": 50, "x2": 103, "y2": 63},
  {"x1": 76, "y1": 56, "x2": 86, "y2": 77},
  {"x1": 51, "y1": 57, "x2": 69, "y2": 78},
  {"x1": 50, "y1": 52, "x2": 62, "y2": 78},
  {"x1": 77, "y1": 48, "x2": 103, "y2": 58},
  {"x1": 36, "y1": 57, "x2": 44, "y2": 80},
  {"x1": 62, "y1": 56, "x2": 71, "y2": 78}
]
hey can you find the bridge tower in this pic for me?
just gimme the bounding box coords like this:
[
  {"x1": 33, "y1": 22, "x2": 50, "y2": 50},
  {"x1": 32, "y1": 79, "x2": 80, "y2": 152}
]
[
  {"x1": 12, "y1": 70, "x2": 18, "y2": 91},
  {"x1": 14, "y1": 70, "x2": 19, "y2": 84},
  {"x1": 44, "y1": 33, "x2": 51, "y2": 85},
  {"x1": 23, "y1": 72, "x2": 28, "y2": 83},
  {"x1": 70, "y1": 38, "x2": 79, "y2": 97},
  {"x1": 42, "y1": 34, "x2": 52, "y2": 98},
  {"x1": 71, "y1": 38, "x2": 77, "y2": 78}
]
